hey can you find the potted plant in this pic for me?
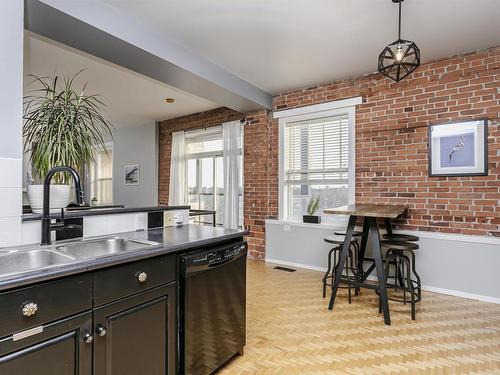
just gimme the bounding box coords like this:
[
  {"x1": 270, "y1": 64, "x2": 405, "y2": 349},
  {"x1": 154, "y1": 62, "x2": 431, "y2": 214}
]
[
  {"x1": 23, "y1": 72, "x2": 113, "y2": 213},
  {"x1": 303, "y1": 196, "x2": 321, "y2": 224}
]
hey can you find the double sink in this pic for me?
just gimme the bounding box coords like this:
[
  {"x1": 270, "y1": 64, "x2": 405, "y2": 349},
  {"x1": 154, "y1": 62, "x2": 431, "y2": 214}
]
[{"x1": 0, "y1": 237, "x2": 160, "y2": 278}]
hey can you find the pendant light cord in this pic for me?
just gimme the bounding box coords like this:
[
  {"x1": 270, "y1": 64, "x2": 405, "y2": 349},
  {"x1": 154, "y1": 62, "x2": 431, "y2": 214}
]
[{"x1": 398, "y1": 0, "x2": 402, "y2": 40}]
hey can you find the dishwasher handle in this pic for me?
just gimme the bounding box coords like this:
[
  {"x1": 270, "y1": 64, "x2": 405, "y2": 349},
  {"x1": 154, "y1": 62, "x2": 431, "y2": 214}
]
[{"x1": 183, "y1": 250, "x2": 246, "y2": 276}]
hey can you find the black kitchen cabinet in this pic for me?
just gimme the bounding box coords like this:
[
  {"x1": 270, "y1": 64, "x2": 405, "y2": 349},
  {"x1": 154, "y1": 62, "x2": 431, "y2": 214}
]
[
  {"x1": 0, "y1": 251, "x2": 177, "y2": 375},
  {"x1": 0, "y1": 311, "x2": 93, "y2": 375},
  {"x1": 93, "y1": 284, "x2": 176, "y2": 375}
]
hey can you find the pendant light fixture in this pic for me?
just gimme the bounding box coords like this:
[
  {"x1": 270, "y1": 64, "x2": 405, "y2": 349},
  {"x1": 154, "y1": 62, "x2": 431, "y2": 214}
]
[{"x1": 378, "y1": 0, "x2": 420, "y2": 82}]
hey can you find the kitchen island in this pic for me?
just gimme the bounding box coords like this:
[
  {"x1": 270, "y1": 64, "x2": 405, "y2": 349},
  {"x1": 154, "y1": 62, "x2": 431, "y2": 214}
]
[{"x1": 0, "y1": 224, "x2": 248, "y2": 375}]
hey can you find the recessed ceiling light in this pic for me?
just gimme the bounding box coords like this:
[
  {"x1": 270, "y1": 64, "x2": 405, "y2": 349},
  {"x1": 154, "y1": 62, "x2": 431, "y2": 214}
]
[{"x1": 165, "y1": 98, "x2": 175, "y2": 104}]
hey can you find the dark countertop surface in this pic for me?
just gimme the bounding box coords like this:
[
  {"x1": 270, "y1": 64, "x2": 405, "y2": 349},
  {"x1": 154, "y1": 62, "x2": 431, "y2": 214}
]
[
  {"x1": 0, "y1": 225, "x2": 248, "y2": 292},
  {"x1": 22, "y1": 205, "x2": 191, "y2": 222}
]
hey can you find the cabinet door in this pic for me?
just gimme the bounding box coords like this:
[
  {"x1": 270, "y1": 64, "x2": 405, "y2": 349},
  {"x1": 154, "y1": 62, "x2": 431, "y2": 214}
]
[
  {"x1": 0, "y1": 311, "x2": 93, "y2": 375},
  {"x1": 93, "y1": 284, "x2": 176, "y2": 375}
]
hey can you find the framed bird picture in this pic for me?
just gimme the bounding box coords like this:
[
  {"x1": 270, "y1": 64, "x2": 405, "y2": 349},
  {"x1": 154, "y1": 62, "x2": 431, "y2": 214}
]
[{"x1": 428, "y1": 120, "x2": 488, "y2": 177}]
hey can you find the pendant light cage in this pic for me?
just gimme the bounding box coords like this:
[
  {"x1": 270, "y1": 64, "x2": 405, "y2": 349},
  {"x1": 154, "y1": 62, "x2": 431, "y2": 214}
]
[
  {"x1": 378, "y1": 0, "x2": 421, "y2": 82},
  {"x1": 378, "y1": 39, "x2": 420, "y2": 82}
]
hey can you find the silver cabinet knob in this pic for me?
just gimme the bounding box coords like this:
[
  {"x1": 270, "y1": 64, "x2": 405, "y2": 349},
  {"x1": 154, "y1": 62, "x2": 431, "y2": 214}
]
[
  {"x1": 96, "y1": 325, "x2": 107, "y2": 337},
  {"x1": 22, "y1": 302, "x2": 38, "y2": 317},
  {"x1": 137, "y1": 272, "x2": 148, "y2": 283},
  {"x1": 83, "y1": 333, "x2": 94, "y2": 344}
]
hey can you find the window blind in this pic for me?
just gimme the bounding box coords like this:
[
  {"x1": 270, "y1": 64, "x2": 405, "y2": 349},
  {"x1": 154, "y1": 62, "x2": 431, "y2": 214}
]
[
  {"x1": 283, "y1": 114, "x2": 349, "y2": 187},
  {"x1": 185, "y1": 127, "x2": 223, "y2": 155}
]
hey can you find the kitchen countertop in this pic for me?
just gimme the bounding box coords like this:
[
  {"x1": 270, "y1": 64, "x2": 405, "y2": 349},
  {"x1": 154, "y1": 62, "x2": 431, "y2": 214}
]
[
  {"x1": 0, "y1": 224, "x2": 248, "y2": 292},
  {"x1": 22, "y1": 205, "x2": 191, "y2": 222}
]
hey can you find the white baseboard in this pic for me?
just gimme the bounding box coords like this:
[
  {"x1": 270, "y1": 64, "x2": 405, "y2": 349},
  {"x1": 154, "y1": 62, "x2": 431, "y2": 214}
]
[
  {"x1": 419, "y1": 285, "x2": 500, "y2": 305},
  {"x1": 265, "y1": 258, "x2": 500, "y2": 305}
]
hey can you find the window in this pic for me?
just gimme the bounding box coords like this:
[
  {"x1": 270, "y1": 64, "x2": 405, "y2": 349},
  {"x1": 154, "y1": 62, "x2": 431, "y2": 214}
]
[
  {"x1": 277, "y1": 99, "x2": 359, "y2": 221},
  {"x1": 90, "y1": 143, "x2": 113, "y2": 205},
  {"x1": 186, "y1": 127, "x2": 243, "y2": 226}
]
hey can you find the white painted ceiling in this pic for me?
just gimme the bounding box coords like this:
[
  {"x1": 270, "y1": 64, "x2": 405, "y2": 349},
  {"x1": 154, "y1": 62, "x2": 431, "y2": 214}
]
[
  {"x1": 24, "y1": 33, "x2": 218, "y2": 127},
  {"x1": 98, "y1": 0, "x2": 500, "y2": 94}
]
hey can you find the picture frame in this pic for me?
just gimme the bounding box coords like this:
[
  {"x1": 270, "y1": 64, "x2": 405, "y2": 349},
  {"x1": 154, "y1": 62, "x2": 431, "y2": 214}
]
[
  {"x1": 428, "y1": 119, "x2": 488, "y2": 177},
  {"x1": 124, "y1": 164, "x2": 140, "y2": 185}
]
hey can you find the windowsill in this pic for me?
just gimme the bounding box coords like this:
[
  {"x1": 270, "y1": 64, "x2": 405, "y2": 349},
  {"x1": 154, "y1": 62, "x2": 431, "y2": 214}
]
[
  {"x1": 266, "y1": 217, "x2": 349, "y2": 230},
  {"x1": 267, "y1": 219, "x2": 500, "y2": 245}
]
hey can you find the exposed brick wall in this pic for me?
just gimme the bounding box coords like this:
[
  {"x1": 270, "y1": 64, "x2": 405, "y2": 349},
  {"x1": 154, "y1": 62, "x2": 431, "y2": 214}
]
[
  {"x1": 243, "y1": 110, "x2": 277, "y2": 258},
  {"x1": 274, "y1": 46, "x2": 500, "y2": 236}
]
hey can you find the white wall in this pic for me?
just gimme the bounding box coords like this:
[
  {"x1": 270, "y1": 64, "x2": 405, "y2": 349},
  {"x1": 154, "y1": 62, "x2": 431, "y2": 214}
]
[
  {"x1": 0, "y1": 1, "x2": 23, "y2": 160},
  {"x1": 0, "y1": 1, "x2": 24, "y2": 247},
  {"x1": 112, "y1": 122, "x2": 158, "y2": 207},
  {"x1": 266, "y1": 219, "x2": 500, "y2": 303}
]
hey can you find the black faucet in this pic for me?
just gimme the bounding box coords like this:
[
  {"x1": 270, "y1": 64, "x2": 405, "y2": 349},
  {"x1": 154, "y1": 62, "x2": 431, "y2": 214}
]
[{"x1": 41, "y1": 166, "x2": 84, "y2": 245}]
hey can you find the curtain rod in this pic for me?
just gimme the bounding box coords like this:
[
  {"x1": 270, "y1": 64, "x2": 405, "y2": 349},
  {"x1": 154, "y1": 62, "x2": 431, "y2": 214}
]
[{"x1": 169, "y1": 118, "x2": 246, "y2": 136}]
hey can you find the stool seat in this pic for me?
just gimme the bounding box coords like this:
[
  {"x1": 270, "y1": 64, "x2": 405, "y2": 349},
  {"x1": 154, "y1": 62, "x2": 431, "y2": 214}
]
[
  {"x1": 334, "y1": 230, "x2": 363, "y2": 237},
  {"x1": 324, "y1": 235, "x2": 357, "y2": 245},
  {"x1": 381, "y1": 240, "x2": 419, "y2": 251},
  {"x1": 383, "y1": 233, "x2": 419, "y2": 242}
]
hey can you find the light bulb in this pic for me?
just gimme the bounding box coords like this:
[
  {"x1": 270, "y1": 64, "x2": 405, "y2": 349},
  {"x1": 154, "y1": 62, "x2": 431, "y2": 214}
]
[{"x1": 395, "y1": 44, "x2": 404, "y2": 62}]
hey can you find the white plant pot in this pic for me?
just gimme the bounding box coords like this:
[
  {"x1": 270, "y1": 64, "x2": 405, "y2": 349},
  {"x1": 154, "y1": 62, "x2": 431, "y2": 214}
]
[{"x1": 27, "y1": 184, "x2": 71, "y2": 214}]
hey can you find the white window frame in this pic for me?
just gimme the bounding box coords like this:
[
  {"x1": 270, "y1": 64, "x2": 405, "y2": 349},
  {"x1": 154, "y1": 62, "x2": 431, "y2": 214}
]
[
  {"x1": 185, "y1": 125, "x2": 244, "y2": 227},
  {"x1": 90, "y1": 141, "x2": 114, "y2": 205},
  {"x1": 274, "y1": 97, "x2": 361, "y2": 221}
]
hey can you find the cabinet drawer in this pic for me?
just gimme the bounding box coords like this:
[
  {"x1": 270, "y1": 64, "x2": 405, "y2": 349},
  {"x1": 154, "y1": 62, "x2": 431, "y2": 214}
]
[
  {"x1": 0, "y1": 274, "x2": 92, "y2": 339},
  {"x1": 93, "y1": 255, "x2": 176, "y2": 306}
]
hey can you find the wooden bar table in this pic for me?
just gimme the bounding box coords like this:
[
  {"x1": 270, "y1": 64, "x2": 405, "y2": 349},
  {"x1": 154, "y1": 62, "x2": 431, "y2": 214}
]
[{"x1": 323, "y1": 204, "x2": 407, "y2": 325}]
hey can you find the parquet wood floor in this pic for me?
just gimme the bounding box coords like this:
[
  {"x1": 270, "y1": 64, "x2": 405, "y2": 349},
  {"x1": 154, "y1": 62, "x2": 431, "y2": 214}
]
[{"x1": 217, "y1": 260, "x2": 500, "y2": 374}]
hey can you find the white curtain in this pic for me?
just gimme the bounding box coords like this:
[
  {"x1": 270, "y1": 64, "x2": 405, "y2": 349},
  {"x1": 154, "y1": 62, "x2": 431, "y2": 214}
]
[
  {"x1": 169, "y1": 131, "x2": 188, "y2": 206},
  {"x1": 222, "y1": 121, "x2": 242, "y2": 229}
]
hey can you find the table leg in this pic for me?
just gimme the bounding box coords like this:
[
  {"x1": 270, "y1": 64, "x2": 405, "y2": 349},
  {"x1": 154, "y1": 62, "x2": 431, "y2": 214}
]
[
  {"x1": 328, "y1": 215, "x2": 357, "y2": 310},
  {"x1": 367, "y1": 217, "x2": 391, "y2": 325},
  {"x1": 384, "y1": 218, "x2": 392, "y2": 235},
  {"x1": 358, "y1": 219, "x2": 370, "y2": 274}
]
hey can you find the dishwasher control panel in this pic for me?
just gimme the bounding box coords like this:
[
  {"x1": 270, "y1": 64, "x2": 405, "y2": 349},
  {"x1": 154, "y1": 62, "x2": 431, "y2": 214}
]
[
  {"x1": 208, "y1": 243, "x2": 246, "y2": 264},
  {"x1": 183, "y1": 241, "x2": 247, "y2": 268}
]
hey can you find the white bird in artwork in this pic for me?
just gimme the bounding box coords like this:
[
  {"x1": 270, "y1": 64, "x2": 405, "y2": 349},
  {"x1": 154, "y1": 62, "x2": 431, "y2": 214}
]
[{"x1": 449, "y1": 135, "x2": 465, "y2": 162}]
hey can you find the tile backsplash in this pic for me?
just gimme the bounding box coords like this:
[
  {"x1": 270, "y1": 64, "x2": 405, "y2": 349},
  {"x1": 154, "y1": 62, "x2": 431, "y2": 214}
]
[
  {"x1": 0, "y1": 158, "x2": 23, "y2": 247},
  {"x1": 0, "y1": 158, "x2": 22, "y2": 189}
]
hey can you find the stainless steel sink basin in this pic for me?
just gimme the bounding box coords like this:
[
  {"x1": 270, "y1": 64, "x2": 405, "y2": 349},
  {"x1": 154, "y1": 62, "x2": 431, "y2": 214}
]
[
  {"x1": 0, "y1": 250, "x2": 76, "y2": 277},
  {"x1": 56, "y1": 237, "x2": 159, "y2": 259}
]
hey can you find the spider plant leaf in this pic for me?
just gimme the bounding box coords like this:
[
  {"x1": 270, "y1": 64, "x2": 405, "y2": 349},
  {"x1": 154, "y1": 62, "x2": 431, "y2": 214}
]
[{"x1": 23, "y1": 72, "x2": 114, "y2": 183}]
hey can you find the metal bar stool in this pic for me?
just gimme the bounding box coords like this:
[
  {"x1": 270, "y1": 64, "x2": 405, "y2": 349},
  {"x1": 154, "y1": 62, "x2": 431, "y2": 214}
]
[
  {"x1": 335, "y1": 230, "x2": 363, "y2": 295},
  {"x1": 380, "y1": 240, "x2": 422, "y2": 320},
  {"x1": 383, "y1": 233, "x2": 419, "y2": 287},
  {"x1": 322, "y1": 233, "x2": 361, "y2": 304},
  {"x1": 335, "y1": 231, "x2": 363, "y2": 256}
]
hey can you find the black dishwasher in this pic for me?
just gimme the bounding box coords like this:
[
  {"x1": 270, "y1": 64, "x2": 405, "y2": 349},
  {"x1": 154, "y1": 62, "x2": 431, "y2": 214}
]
[{"x1": 179, "y1": 240, "x2": 247, "y2": 375}]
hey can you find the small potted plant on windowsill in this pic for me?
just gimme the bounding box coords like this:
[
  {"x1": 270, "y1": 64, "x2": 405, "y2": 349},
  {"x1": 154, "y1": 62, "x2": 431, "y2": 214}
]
[{"x1": 303, "y1": 196, "x2": 321, "y2": 224}]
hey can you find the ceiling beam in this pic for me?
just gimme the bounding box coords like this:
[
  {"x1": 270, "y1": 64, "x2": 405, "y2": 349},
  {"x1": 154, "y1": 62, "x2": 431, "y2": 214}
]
[{"x1": 24, "y1": 0, "x2": 272, "y2": 112}]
